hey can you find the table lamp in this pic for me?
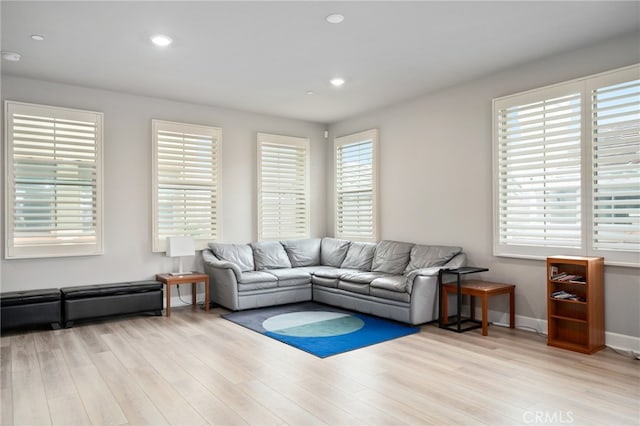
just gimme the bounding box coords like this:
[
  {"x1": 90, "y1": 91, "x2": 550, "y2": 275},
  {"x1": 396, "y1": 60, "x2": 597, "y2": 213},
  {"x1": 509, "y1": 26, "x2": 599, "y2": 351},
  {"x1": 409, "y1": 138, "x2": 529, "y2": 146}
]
[{"x1": 166, "y1": 236, "x2": 195, "y2": 275}]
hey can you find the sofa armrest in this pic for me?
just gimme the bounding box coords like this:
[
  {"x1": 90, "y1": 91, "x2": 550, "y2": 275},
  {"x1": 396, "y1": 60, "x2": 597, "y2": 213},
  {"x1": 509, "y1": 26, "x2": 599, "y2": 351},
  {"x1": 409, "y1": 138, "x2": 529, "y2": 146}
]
[
  {"x1": 405, "y1": 267, "x2": 441, "y2": 293},
  {"x1": 202, "y1": 249, "x2": 243, "y2": 281},
  {"x1": 442, "y1": 253, "x2": 467, "y2": 270},
  {"x1": 202, "y1": 249, "x2": 243, "y2": 310},
  {"x1": 404, "y1": 253, "x2": 468, "y2": 293}
]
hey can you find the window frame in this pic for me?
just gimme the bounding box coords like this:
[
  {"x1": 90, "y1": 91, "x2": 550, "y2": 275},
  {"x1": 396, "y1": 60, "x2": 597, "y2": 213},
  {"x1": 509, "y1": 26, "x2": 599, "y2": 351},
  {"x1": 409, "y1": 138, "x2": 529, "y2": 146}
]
[
  {"x1": 492, "y1": 64, "x2": 640, "y2": 267},
  {"x1": 256, "y1": 132, "x2": 310, "y2": 241},
  {"x1": 151, "y1": 119, "x2": 222, "y2": 252},
  {"x1": 4, "y1": 100, "x2": 104, "y2": 259},
  {"x1": 334, "y1": 128, "x2": 379, "y2": 242}
]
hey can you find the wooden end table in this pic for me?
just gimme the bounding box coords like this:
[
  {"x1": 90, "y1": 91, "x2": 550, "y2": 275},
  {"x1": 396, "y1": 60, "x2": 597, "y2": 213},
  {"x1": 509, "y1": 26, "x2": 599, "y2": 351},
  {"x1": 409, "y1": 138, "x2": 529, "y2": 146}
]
[
  {"x1": 441, "y1": 279, "x2": 515, "y2": 336},
  {"x1": 155, "y1": 272, "x2": 210, "y2": 317}
]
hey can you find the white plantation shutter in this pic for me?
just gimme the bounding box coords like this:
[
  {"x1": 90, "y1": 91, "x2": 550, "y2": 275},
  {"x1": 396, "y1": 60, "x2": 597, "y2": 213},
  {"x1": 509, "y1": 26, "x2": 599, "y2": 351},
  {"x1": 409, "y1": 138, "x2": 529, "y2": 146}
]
[
  {"x1": 589, "y1": 70, "x2": 640, "y2": 260},
  {"x1": 257, "y1": 133, "x2": 310, "y2": 240},
  {"x1": 152, "y1": 120, "x2": 221, "y2": 252},
  {"x1": 335, "y1": 129, "x2": 378, "y2": 242},
  {"x1": 5, "y1": 101, "x2": 103, "y2": 259},
  {"x1": 495, "y1": 87, "x2": 583, "y2": 254},
  {"x1": 494, "y1": 64, "x2": 640, "y2": 266}
]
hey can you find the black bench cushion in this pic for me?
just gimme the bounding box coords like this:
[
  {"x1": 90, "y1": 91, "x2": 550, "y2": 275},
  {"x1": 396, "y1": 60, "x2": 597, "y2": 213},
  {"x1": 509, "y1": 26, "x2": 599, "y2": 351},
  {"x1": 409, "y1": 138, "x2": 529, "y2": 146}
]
[
  {"x1": 61, "y1": 280, "x2": 162, "y2": 299},
  {"x1": 1, "y1": 288, "x2": 61, "y2": 307}
]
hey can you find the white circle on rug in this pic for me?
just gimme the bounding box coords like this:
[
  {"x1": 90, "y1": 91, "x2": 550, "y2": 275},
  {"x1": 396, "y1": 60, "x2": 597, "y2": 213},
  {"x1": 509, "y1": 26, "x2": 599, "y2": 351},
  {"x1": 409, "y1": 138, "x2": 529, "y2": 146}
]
[{"x1": 262, "y1": 311, "x2": 365, "y2": 337}]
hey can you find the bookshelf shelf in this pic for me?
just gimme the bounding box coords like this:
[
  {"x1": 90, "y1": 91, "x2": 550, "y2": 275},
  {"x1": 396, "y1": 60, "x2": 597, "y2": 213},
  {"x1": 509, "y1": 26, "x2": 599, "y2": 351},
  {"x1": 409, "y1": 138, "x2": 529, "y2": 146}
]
[
  {"x1": 550, "y1": 280, "x2": 586, "y2": 286},
  {"x1": 547, "y1": 256, "x2": 604, "y2": 354},
  {"x1": 550, "y1": 314, "x2": 588, "y2": 324},
  {"x1": 549, "y1": 298, "x2": 587, "y2": 306}
]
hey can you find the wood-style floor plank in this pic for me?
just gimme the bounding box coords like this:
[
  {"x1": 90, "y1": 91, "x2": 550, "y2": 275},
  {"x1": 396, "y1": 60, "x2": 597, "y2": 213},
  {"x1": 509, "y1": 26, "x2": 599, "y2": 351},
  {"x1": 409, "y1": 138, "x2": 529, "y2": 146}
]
[
  {"x1": 0, "y1": 342, "x2": 13, "y2": 426},
  {"x1": 37, "y1": 348, "x2": 78, "y2": 399},
  {"x1": 90, "y1": 350, "x2": 169, "y2": 425},
  {"x1": 47, "y1": 394, "x2": 92, "y2": 426},
  {"x1": 12, "y1": 369, "x2": 51, "y2": 426},
  {"x1": 165, "y1": 350, "x2": 284, "y2": 425},
  {"x1": 1, "y1": 305, "x2": 638, "y2": 426},
  {"x1": 68, "y1": 365, "x2": 128, "y2": 425},
  {"x1": 0, "y1": 387, "x2": 12, "y2": 426},
  {"x1": 238, "y1": 379, "x2": 327, "y2": 425},
  {"x1": 129, "y1": 366, "x2": 207, "y2": 426}
]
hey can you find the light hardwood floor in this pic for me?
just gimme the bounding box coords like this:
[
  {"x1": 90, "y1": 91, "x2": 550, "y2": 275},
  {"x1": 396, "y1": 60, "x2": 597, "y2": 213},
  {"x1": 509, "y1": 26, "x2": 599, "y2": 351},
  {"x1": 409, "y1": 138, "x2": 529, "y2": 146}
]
[{"x1": 1, "y1": 305, "x2": 638, "y2": 426}]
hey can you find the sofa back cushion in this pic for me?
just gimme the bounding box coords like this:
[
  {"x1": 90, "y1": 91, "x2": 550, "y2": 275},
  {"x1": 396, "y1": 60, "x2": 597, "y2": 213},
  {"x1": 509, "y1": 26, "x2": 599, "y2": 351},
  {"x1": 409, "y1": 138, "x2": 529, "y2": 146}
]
[
  {"x1": 340, "y1": 242, "x2": 377, "y2": 270},
  {"x1": 281, "y1": 238, "x2": 321, "y2": 267},
  {"x1": 251, "y1": 241, "x2": 292, "y2": 270},
  {"x1": 404, "y1": 244, "x2": 462, "y2": 273},
  {"x1": 208, "y1": 243, "x2": 255, "y2": 272},
  {"x1": 371, "y1": 240, "x2": 414, "y2": 274},
  {"x1": 320, "y1": 237, "x2": 351, "y2": 267}
]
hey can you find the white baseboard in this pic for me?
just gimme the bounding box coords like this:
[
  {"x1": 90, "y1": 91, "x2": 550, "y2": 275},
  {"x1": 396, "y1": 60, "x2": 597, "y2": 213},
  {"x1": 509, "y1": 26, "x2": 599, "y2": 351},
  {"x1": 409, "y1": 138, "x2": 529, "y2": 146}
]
[
  {"x1": 469, "y1": 306, "x2": 640, "y2": 355},
  {"x1": 605, "y1": 331, "x2": 640, "y2": 353}
]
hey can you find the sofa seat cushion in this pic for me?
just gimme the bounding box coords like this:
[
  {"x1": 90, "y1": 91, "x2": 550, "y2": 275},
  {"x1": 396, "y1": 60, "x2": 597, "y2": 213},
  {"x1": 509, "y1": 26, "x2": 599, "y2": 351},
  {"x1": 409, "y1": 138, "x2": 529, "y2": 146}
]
[
  {"x1": 312, "y1": 268, "x2": 363, "y2": 279},
  {"x1": 281, "y1": 238, "x2": 321, "y2": 267},
  {"x1": 370, "y1": 275, "x2": 407, "y2": 293},
  {"x1": 263, "y1": 268, "x2": 311, "y2": 288},
  {"x1": 251, "y1": 241, "x2": 292, "y2": 270},
  {"x1": 372, "y1": 240, "x2": 414, "y2": 274},
  {"x1": 339, "y1": 271, "x2": 391, "y2": 284},
  {"x1": 405, "y1": 244, "x2": 462, "y2": 273},
  {"x1": 1, "y1": 288, "x2": 61, "y2": 307},
  {"x1": 311, "y1": 268, "x2": 363, "y2": 289},
  {"x1": 337, "y1": 280, "x2": 370, "y2": 295},
  {"x1": 370, "y1": 287, "x2": 411, "y2": 303},
  {"x1": 320, "y1": 237, "x2": 351, "y2": 267},
  {"x1": 61, "y1": 281, "x2": 162, "y2": 299},
  {"x1": 340, "y1": 242, "x2": 377, "y2": 270},
  {"x1": 237, "y1": 271, "x2": 278, "y2": 292},
  {"x1": 312, "y1": 276, "x2": 340, "y2": 288},
  {"x1": 293, "y1": 265, "x2": 337, "y2": 274},
  {"x1": 208, "y1": 243, "x2": 255, "y2": 272}
]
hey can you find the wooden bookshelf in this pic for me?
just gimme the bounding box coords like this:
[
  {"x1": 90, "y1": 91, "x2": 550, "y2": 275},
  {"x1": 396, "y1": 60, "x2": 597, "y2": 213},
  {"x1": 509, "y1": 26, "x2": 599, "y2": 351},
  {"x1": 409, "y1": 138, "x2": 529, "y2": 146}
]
[{"x1": 547, "y1": 256, "x2": 604, "y2": 354}]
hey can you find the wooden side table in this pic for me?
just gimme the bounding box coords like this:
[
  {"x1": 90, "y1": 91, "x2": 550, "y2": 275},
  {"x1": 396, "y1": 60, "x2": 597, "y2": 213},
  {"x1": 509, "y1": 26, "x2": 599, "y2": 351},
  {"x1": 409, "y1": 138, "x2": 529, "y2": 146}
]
[
  {"x1": 441, "y1": 279, "x2": 515, "y2": 336},
  {"x1": 155, "y1": 273, "x2": 210, "y2": 317}
]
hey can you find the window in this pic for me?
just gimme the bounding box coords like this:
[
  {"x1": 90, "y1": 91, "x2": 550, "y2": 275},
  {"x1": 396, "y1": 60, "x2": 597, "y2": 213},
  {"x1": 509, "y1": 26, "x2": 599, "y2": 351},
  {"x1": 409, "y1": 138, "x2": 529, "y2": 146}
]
[
  {"x1": 257, "y1": 132, "x2": 310, "y2": 240},
  {"x1": 494, "y1": 84, "x2": 583, "y2": 254},
  {"x1": 152, "y1": 120, "x2": 221, "y2": 252},
  {"x1": 5, "y1": 101, "x2": 103, "y2": 259},
  {"x1": 334, "y1": 129, "x2": 379, "y2": 242},
  {"x1": 589, "y1": 74, "x2": 639, "y2": 257},
  {"x1": 493, "y1": 65, "x2": 639, "y2": 266}
]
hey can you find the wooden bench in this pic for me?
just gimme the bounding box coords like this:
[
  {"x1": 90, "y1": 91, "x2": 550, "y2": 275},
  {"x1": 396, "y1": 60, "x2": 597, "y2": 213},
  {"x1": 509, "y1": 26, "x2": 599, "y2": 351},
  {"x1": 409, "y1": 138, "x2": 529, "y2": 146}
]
[{"x1": 441, "y1": 280, "x2": 515, "y2": 336}]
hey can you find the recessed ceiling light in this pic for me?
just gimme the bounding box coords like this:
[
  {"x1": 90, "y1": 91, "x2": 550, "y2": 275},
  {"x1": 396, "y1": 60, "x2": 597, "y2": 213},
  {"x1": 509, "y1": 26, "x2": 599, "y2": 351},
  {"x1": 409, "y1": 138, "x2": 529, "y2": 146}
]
[
  {"x1": 151, "y1": 34, "x2": 173, "y2": 47},
  {"x1": 330, "y1": 78, "x2": 345, "y2": 87},
  {"x1": 30, "y1": 34, "x2": 45, "y2": 41},
  {"x1": 306, "y1": 91, "x2": 315, "y2": 95},
  {"x1": 326, "y1": 13, "x2": 344, "y2": 24},
  {"x1": 1, "y1": 51, "x2": 21, "y2": 62}
]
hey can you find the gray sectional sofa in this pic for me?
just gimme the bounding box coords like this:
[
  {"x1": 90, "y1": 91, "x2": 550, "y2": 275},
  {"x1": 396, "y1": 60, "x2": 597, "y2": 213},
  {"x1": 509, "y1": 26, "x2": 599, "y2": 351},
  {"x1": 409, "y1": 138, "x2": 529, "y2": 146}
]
[{"x1": 202, "y1": 238, "x2": 466, "y2": 325}]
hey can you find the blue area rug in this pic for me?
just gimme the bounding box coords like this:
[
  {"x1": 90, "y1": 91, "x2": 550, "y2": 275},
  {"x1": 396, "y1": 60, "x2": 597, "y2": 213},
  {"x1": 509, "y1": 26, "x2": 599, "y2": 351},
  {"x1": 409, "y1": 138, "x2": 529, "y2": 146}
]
[{"x1": 222, "y1": 302, "x2": 419, "y2": 358}]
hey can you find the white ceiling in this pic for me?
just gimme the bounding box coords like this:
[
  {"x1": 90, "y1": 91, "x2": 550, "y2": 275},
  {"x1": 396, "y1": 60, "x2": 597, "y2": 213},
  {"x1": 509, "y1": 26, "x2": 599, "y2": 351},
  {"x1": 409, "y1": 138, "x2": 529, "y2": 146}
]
[{"x1": 1, "y1": 1, "x2": 639, "y2": 124}]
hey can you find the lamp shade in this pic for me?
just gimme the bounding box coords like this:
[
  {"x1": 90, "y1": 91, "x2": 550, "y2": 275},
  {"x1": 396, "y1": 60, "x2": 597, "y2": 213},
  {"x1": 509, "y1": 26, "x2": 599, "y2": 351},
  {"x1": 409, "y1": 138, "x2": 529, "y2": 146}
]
[{"x1": 166, "y1": 236, "x2": 195, "y2": 257}]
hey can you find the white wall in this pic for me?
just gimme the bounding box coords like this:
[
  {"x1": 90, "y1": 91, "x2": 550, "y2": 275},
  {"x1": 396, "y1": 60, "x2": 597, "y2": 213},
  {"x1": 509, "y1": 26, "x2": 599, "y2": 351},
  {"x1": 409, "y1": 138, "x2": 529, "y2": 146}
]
[
  {"x1": 328, "y1": 32, "x2": 640, "y2": 338},
  {"x1": 1, "y1": 76, "x2": 327, "y2": 291}
]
